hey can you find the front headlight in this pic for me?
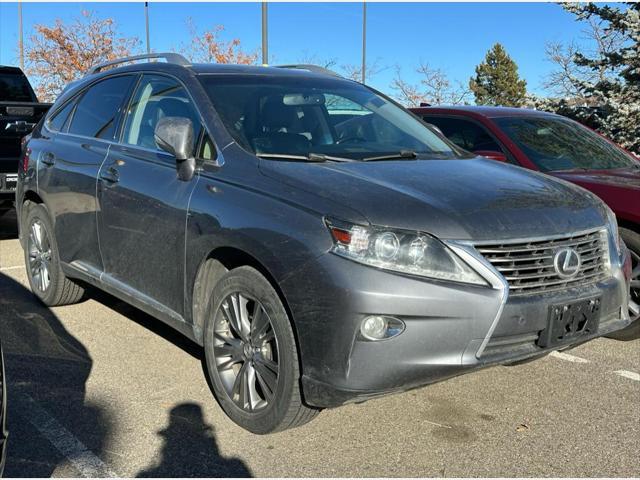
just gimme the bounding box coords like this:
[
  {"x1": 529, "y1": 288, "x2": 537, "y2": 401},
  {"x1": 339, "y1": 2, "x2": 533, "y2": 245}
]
[
  {"x1": 604, "y1": 204, "x2": 622, "y2": 256},
  {"x1": 326, "y1": 219, "x2": 488, "y2": 286}
]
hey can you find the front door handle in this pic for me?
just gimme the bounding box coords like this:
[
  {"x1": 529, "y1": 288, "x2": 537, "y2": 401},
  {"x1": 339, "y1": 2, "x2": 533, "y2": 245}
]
[
  {"x1": 99, "y1": 167, "x2": 119, "y2": 184},
  {"x1": 41, "y1": 152, "x2": 55, "y2": 166}
]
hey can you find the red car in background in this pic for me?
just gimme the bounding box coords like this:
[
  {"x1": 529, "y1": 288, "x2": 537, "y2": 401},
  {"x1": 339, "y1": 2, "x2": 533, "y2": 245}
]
[{"x1": 410, "y1": 106, "x2": 639, "y2": 333}]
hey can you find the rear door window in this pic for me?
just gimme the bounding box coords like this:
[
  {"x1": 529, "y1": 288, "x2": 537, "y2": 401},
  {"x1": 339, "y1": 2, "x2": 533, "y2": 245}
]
[
  {"x1": 424, "y1": 116, "x2": 502, "y2": 153},
  {"x1": 68, "y1": 75, "x2": 136, "y2": 140}
]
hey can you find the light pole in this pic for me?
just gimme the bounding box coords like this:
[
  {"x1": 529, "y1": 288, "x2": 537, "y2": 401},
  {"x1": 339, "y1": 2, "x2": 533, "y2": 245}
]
[
  {"x1": 262, "y1": 2, "x2": 268, "y2": 65},
  {"x1": 18, "y1": 0, "x2": 24, "y2": 69},
  {"x1": 361, "y1": 1, "x2": 366, "y2": 84},
  {"x1": 144, "y1": 2, "x2": 150, "y2": 54}
]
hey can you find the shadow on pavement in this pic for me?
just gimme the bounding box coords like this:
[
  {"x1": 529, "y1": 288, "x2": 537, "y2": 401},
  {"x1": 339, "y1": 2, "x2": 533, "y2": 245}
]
[
  {"x1": 88, "y1": 287, "x2": 203, "y2": 360},
  {"x1": 0, "y1": 272, "x2": 113, "y2": 477},
  {"x1": 0, "y1": 209, "x2": 19, "y2": 241},
  {"x1": 137, "y1": 402, "x2": 252, "y2": 478}
]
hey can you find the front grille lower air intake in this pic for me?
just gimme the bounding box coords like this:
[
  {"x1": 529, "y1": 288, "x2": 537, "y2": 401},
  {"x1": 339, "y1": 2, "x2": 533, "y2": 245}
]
[{"x1": 476, "y1": 229, "x2": 609, "y2": 296}]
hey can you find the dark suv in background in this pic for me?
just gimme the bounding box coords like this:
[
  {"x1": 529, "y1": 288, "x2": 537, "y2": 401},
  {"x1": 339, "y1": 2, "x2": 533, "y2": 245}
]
[
  {"x1": 412, "y1": 106, "x2": 640, "y2": 332},
  {"x1": 0, "y1": 66, "x2": 50, "y2": 216},
  {"x1": 16, "y1": 54, "x2": 633, "y2": 433}
]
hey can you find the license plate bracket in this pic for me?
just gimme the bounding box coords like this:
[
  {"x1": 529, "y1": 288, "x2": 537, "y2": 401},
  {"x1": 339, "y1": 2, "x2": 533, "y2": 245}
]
[{"x1": 537, "y1": 297, "x2": 601, "y2": 348}]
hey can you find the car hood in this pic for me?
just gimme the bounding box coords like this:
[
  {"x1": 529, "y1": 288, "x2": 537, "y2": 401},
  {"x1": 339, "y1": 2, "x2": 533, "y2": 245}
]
[{"x1": 259, "y1": 157, "x2": 607, "y2": 242}]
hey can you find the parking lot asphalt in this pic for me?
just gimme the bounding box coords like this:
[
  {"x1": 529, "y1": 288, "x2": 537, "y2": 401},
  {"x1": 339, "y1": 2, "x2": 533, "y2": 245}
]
[{"x1": 0, "y1": 208, "x2": 639, "y2": 477}]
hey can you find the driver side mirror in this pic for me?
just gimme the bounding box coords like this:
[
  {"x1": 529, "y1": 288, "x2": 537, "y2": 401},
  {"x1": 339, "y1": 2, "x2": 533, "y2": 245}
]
[
  {"x1": 474, "y1": 150, "x2": 507, "y2": 162},
  {"x1": 154, "y1": 116, "x2": 196, "y2": 181}
]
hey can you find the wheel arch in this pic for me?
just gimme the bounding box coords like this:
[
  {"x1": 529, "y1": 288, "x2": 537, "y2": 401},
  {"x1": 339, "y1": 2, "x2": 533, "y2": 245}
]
[
  {"x1": 19, "y1": 189, "x2": 46, "y2": 247},
  {"x1": 190, "y1": 245, "x2": 301, "y2": 353},
  {"x1": 618, "y1": 218, "x2": 639, "y2": 235}
]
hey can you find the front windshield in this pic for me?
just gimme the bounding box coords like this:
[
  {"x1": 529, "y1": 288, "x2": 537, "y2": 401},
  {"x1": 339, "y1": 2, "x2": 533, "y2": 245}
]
[
  {"x1": 494, "y1": 116, "x2": 638, "y2": 172},
  {"x1": 199, "y1": 74, "x2": 460, "y2": 160}
]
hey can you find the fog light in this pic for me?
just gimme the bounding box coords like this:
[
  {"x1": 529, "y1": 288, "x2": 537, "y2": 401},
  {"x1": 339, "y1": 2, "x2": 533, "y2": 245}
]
[{"x1": 360, "y1": 316, "x2": 405, "y2": 341}]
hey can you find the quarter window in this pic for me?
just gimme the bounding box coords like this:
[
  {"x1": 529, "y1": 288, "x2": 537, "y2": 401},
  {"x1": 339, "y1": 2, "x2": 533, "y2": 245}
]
[
  {"x1": 68, "y1": 75, "x2": 135, "y2": 139},
  {"x1": 122, "y1": 75, "x2": 202, "y2": 153},
  {"x1": 47, "y1": 100, "x2": 75, "y2": 132}
]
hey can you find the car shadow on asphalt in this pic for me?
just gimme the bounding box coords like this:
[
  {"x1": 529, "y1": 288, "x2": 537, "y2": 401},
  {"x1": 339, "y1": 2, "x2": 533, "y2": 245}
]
[
  {"x1": 87, "y1": 286, "x2": 203, "y2": 360},
  {"x1": 0, "y1": 209, "x2": 19, "y2": 241},
  {"x1": 137, "y1": 402, "x2": 252, "y2": 478},
  {"x1": 0, "y1": 272, "x2": 113, "y2": 477}
]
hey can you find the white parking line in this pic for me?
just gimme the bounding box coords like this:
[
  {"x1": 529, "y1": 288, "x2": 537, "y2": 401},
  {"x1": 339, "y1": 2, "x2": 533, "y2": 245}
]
[
  {"x1": 15, "y1": 392, "x2": 117, "y2": 477},
  {"x1": 549, "y1": 351, "x2": 590, "y2": 363},
  {"x1": 614, "y1": 370, "x2": 640, "y2": 382},
  {"x1": 0, "y1": 265, "x2": 24, "y2": 271}
]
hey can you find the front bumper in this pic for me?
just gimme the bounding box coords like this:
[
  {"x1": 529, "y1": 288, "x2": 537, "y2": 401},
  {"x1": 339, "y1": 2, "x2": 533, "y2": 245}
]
[{"x1": 282, "y1": 241, "x2": 632, "y2": 409}]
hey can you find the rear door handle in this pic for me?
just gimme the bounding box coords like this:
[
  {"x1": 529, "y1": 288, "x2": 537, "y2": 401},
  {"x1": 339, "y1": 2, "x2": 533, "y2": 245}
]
[
  {"x1": 99, "y1": 167, "x2": 119, "y2": 184},
  {"x1": 41, "y1": 152, "x2": 55, "y2": 166}
]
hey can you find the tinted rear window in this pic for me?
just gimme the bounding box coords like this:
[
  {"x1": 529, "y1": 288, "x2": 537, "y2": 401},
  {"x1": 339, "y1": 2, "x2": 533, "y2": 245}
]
[
  {"x1": 424, "y1": 116, "x2": 502, "y2": 153},
  {"x1": 0, "y1": 72, "x2": 35, "y2": 102},
  {"x1": 68, "y1": 75, "x2": 135, "y2": 140}
]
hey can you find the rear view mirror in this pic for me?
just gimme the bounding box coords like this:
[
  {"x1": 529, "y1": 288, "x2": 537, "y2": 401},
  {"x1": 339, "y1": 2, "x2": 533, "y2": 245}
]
[
  {"x1": 283, "y1": 93, "x2": 325, "y2": 106},
  {"x1": 154, "y1": 116, "x2": 196, "y2": 181},
  {"x1": 474, "y1": 150, "x2": 507, "y2": 162}
]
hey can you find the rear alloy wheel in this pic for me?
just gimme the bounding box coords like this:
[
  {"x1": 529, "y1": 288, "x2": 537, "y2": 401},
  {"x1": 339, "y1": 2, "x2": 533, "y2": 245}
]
[
  {"x1": 204, "y1": 266, "x2": 318, "y2": 433},
  {"x1": 23, "y1": 203, "x2": 84, "y2": 306},
  {"x1": 28, "y1": 219, "x2": 53, "y2": 293}
]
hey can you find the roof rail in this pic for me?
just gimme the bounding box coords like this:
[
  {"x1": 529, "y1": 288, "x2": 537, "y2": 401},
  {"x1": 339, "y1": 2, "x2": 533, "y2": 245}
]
[
  {"x1": 86, "y1": 52, "x2": 190, "y2": 76},
  {"x1": 274, "y1": 64, "x2": 342, "y2": 78}
]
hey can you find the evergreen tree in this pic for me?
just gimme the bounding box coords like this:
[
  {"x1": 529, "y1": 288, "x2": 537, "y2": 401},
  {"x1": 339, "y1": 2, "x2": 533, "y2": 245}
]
[
  {"x1": 469, "y1": 43, "x2": 527, "y2": 107},
  {"x1": 562, "y1": 3, "x2": 639, "y2": 155}
]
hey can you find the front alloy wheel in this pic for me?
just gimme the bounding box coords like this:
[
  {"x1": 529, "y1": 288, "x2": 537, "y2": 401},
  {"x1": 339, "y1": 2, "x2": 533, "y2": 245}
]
[
  {"x1": 203, "y1": 266, "x2": 318, "y2": 433},
  {"x1": 213, "y1": 293, "x2": 279, "y2": 412}
]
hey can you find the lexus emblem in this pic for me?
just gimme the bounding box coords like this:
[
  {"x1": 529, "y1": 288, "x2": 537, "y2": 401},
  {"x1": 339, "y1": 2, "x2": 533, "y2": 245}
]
[{"x1": 553, "y1": 248, "x2": 581, "y2": 278}]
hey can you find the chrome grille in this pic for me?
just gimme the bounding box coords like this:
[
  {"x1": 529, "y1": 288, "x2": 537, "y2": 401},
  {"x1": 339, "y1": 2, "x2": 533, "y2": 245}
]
[{"x1": 476, "y1": 230, "x2": 609, "y2": 296}]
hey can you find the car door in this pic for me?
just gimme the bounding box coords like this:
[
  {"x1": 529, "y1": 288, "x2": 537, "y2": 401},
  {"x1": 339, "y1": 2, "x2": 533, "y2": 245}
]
[
  {"x1": 422, "y1": 115, "x2": 510, "y2": 161},
  {"x1": 97, "y1": 73, "x2": 204, "y2": 318},
  {"x1": 38, "y1": 74, "x2": 137, "y2": 272}
]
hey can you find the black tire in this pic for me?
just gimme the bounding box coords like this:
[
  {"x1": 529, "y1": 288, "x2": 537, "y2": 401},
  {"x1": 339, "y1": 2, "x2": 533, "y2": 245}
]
[
  {"x1": 23, "y1": 203, "x2": 85, "y2": 306},
  {"x1": 203, "y1": 266, "x2": 318, "y2": 434},
  {"x1": 608, "y1": 228, "x2": 640, "y2": 341}
]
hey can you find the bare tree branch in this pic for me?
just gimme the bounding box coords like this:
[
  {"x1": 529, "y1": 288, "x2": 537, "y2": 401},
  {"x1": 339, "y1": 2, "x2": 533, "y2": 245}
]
[
  {"x1": 391, "y1": 63, "x2": 470, "y2": 107},
  {"x1": 177, "y1": 18, "x2": 258, "y2": 65}
]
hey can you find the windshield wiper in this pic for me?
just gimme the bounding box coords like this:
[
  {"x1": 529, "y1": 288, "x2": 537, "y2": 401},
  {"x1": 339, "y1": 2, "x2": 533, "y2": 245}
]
[
  {"x1": 256, "y1": 153, "x2": 353, "y2": 163},
  {"x1": 361, "y1": 150, "x2": 417, "y2": 162},
  {"x1": 256, "y1": 153, "x2": 326, "y2": 162},
  {"x1": 308, "y1": 153, "x2": 354, "y2": 162}
]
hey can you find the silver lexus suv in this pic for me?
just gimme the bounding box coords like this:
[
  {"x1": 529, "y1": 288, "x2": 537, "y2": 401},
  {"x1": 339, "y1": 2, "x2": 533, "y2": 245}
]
[{"x1": 16, "y1": 55, "x2": 634, "y2": 433}]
